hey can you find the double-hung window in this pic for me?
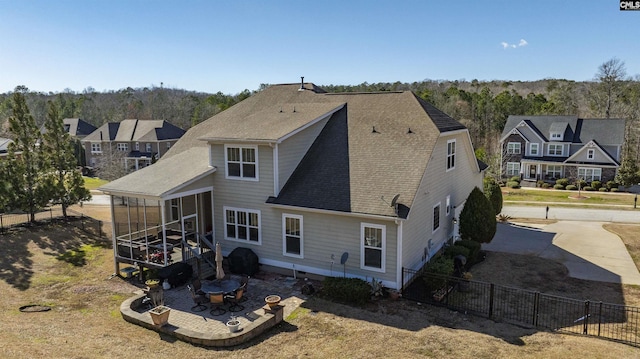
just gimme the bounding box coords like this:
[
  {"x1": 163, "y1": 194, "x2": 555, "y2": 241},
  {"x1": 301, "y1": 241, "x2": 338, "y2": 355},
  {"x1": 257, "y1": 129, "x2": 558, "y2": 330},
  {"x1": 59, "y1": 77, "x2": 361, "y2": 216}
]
[
  {"x1": 506, "y1": 162, "x2": 520, "y2": 176},
  {"x1": 135, "y1": 142, "x2": 140, "y2": 151},
  {"x1": 225, "y1": 207, "x2": 260, "y2": 243},
  {"x1": 507, "y1": 142, "x2": 521, "y2": 154},
  {"x1": 446, "y1": 139, "x2": 456, "y2": 170},
  {"x1": 283, "y1": 214, "x2": 303, "y2": 258},
  {"x1": 578, "y1": 168, "x2": 602, "y2": 182},
  {"x1": 91, "y1": 143, "x2": 102, "y2": 154},
  {"x1": 146, "y1": 143, "x2": 153, "y2": 152},
  {"x1": 587, "y1": 149, "x2": 595, "y2": 160},
  {"x1": 361, "y1": 223, "x2": 385, "y2": 272},
  {"x1": 530, "y1": 143, "x2": 539, "y2": 156},
  {"x1": 548, "y1": 144, "x2": 563, "y2": 156},
  {"x1": 225, "y1": 145, "x2": 258, "y2": 180}
]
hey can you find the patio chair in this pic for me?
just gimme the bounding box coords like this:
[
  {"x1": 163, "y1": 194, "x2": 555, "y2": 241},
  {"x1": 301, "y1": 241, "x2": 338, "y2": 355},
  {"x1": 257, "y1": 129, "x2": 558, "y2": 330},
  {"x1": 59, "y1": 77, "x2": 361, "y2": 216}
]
[
  {"x1": 187, "y1": 284, "x2": 208, "y2": 312},
  {"x1": 191, "y1": 277, "x2": 204, "y2": 294},
  {"x1": 209, "y1": 291, "x2": 226, "y2": 316},
  {"x1": 239, "y1": 276, "x2": 250, "y2": 302},
  {"x1": 224, "y1": 284, "x2": 245, "y2": 312}
]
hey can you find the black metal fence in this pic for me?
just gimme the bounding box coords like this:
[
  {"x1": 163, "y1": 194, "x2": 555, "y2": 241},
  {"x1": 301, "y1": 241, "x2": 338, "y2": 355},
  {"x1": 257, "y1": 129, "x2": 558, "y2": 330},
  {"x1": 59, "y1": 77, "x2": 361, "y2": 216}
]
[
  {"x1": 402, "y1": 268, "x2": 640, "y2": 347},
  {"x1": 0, "y1": 207, "x2": 103, "y2": 238}
]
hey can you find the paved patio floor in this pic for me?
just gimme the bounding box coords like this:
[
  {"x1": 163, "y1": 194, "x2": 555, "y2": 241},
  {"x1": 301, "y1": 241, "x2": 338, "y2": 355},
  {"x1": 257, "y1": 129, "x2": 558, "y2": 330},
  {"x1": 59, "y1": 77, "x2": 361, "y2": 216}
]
[{"x1": 120, "y1": 271, "x2": 319, "y2": 347}]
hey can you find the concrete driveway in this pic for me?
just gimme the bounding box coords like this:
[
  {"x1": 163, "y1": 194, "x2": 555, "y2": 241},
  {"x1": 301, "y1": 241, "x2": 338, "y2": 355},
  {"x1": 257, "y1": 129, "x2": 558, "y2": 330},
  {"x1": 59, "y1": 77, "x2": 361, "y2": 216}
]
[{"x1": 484, "y1": 221, "x2": 640, "y2": 285}]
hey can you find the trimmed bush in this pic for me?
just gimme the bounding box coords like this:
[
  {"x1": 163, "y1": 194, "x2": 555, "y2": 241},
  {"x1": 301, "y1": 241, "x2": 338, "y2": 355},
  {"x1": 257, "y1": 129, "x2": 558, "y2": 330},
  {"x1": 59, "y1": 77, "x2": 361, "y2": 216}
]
[
  {"x1": 591, "y1": 180, "x2": 602, "y2": 190},
  {"x1": 456, "y1": 239, "x2": 481, "y2": 265},
  {"x1": 575, "y1": 179, "x2": 587, "y2": 189},
  {"x1": 607, "y1": 181, "x2": 619, "y2": 190},
  {"x1": 555, "y1": 178, "x2": 570, "y2": 187},
  {"x1": 566, "y1": 185, "x2": 577, "y2": 190},
  {"x1": 536, "y1": 180, "x2": 545, "y2": 188},
  {"x1": 509, "y1": 176, "x2": 521, "y2": 183},
  {"x1": 484, "y1": 178, "x2": 503, "y2": 215},
  {"x1": 422, "y1": 256, "x2": 454, "y2": 290},
  {"x1": 444, "y1": 245, "x2": 470, "y2": 259},
  {"x1": 583, "y1": 186, "x2": 594, "y2": 191},
  {"x1": 553, "y1": 184, "x2": 565, "y2": 190},
  {"x1": 611, "y1": 187, "x2": 620, "y2": 192},
  {"x1": 541, "y1": 183, "x2": 551, "y2": 189},
  {"x1": 459, "y1": 187, "x2": 497, "y2": 244},
  {"x1": 506, "y1": 181, "x2": 521, "y2": 189},
  {"x1": 322, "y1": 277, "x2": 372, "y2": 305},
  {"x1": 599, "y1": 188, "x2": 609, "y2": 192}
]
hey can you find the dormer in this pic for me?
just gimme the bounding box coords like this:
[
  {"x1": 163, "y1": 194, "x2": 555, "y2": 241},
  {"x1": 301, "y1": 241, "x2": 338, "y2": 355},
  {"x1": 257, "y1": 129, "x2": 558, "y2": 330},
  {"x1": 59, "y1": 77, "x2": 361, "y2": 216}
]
[{"x1": 549, "y1": 122, "x2": 568, "y2": 141}]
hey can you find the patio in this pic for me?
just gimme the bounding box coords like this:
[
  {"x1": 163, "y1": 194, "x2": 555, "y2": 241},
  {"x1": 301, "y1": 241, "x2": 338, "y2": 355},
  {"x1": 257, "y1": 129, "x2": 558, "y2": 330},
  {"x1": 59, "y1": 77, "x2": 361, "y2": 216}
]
[{"x1": 119, "y1": 271, "x2": 317, "y2": 347}]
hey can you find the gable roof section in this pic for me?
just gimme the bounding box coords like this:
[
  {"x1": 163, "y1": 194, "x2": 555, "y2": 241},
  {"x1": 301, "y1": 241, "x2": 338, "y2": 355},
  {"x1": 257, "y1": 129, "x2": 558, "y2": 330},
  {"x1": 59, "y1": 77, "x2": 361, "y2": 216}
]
[
  {"x1": 574, "y1": 118, "x2": 625, "y2": 144},
  {"x1": 564, "y1": 140, "x2": 620, "y2": 166},
  {"x1": 83, "y1": 122, "x2": 120, "y2": 141},
  {"x1": 99, "y1": 147, "x2": 214, "y2": 199},
  {"x1": 502, "y1": 116, "x2": 578, "y2": 141},
  {"x1": 415, "y1": 96, "x2": 466, "y2": 132},
  {"x1": 63, "y1": 118, "x2": 97, "y2": 137},
  {"x1": 502, "y1": 116, "x2": 624, "y2": 146},
  {"x1": 269, "y1": 106, "x2": 351, "y2": 212}
]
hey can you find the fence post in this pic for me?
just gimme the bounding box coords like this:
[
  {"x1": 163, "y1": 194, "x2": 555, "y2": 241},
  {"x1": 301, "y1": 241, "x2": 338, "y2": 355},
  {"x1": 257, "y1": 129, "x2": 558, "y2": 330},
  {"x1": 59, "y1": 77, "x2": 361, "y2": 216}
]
[
  {"x1": 532, "y1": 292, "x2": 540, "y2": 327},
  {"x1": 583, "y1": 301, "x2": 590, "y2": 335},
  {"x1": 489, "y1": 283, "x2": 495, "y2": 319},
  {"x1": 401, "y1": 267, "x2": 404, "y2": 293},
  {"x1": 0, "y1": 214, "x2": 3, "y2": 232},
  {"x1": 597, "y1": 301, "x2": 602, "y2": 337}
]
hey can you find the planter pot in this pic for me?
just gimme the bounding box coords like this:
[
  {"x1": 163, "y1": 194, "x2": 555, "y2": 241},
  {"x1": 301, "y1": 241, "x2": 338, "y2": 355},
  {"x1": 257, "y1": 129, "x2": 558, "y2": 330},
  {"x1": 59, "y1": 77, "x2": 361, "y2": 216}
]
[
  {"x1": 388, "y1": 290, "x2": 401, "y2": 300},
  {"x1": 265, "y1": 295, "x2": 281, "y2": 308},
  {"x1": 149, "y1": 305, "x2": 170, "y2": 326},
  {"x1": 226, "y1": 320, "x2": 240, "y2": 333},
  {"x1": 145, "y1": 279, "x2": 160, "y2": 288}
]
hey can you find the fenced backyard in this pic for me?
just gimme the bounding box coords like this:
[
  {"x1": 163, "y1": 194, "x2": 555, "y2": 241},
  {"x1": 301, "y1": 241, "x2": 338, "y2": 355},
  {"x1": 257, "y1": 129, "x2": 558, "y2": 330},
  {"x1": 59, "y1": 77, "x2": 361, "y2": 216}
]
[
  {"x1": 0, "y1": 207, "x2": 104, "y2": 238},
  {"x1": 402, "y1": 268, "x2": 640, "y2": 347}
]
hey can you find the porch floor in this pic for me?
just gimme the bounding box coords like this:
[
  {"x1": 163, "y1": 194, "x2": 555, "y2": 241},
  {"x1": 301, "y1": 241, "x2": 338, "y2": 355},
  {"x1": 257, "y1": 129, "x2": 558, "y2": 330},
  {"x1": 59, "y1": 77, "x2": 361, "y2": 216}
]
[{"x1": 119, "y1": 271, "x2": 317, "y2": 347}]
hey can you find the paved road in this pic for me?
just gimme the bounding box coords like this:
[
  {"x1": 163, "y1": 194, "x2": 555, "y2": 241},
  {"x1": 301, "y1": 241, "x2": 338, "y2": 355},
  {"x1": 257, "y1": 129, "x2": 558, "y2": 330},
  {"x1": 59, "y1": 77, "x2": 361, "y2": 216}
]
[{"x1": 503, "y1": 205, "x2": 640, "y2": 223}]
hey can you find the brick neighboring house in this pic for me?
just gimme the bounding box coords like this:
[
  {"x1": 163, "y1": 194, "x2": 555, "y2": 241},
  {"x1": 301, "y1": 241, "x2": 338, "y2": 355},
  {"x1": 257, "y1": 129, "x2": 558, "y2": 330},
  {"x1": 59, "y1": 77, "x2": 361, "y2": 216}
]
[
  {"x1": 0, "y1": 137, "x2": 13, "y2": 159},
  {"x1": 81, "y1": 119, "x2": 186, "y2": 172},
  {"x1": 500, "y1": 115, "x2": 625, "y2": 184}
]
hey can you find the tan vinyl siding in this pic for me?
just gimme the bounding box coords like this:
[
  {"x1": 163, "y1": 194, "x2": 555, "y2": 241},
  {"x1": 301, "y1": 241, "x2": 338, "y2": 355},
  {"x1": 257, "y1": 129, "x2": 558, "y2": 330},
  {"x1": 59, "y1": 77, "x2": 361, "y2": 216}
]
[
  {"x1": 402, "y1": 131, "x2": 482, "y2": 272},
  {"x1": 277, "y1": 115, "x2": 330, "y2": 193}
]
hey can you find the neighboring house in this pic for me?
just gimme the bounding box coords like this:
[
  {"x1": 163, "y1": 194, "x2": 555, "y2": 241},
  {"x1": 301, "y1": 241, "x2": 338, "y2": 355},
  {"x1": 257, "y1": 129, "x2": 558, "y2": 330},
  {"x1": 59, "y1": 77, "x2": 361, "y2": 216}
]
[
  {"x1": 99, "y1": 82, "x2": 485, "y2": 289},
  {"x1": 500, "y1": 115, "x2": 625, "y2": 184},
  {"x1": 81, "y1": 119, "x2": 186, "y2": 171},
  {"x1": 40, "y1": 118, "x2": 97, "y2": 139},
  {"x1": 0, "y1": 137, "x2": 13, "y2": 158}
]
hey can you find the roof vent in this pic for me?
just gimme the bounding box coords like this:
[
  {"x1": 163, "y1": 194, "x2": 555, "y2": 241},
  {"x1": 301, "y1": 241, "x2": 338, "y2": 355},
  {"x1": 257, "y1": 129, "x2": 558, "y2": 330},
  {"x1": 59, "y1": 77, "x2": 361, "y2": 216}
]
[
  {"x1": 293, "y1": 106, "x2": 296, "y2": 113},
  {"x1": 299, "y1": 76, "x2": 305, "y2": 91},
  {"x1": 279, "y1": 106, "x2": 283, "y2": 113},
  {"x1": 372, "y1": 126, "x2": 379, "y2": 134},
  {"x1": 407, "y1": 128, "x2": 414, "y2": 134}
]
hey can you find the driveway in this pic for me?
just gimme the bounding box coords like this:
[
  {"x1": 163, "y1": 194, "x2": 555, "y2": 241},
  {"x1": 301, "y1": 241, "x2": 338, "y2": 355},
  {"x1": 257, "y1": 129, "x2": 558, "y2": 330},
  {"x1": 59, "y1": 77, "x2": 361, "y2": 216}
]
[{"x1": 484, "y1": 221, "x2": 640, "y2": 285}]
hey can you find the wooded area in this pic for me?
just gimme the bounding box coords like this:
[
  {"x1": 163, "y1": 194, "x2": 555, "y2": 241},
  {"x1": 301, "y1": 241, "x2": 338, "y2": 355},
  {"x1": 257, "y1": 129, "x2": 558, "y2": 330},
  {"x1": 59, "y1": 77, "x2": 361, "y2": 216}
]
[{"x1": 1, "y1": 59, "x2": 639, "y2": 178}]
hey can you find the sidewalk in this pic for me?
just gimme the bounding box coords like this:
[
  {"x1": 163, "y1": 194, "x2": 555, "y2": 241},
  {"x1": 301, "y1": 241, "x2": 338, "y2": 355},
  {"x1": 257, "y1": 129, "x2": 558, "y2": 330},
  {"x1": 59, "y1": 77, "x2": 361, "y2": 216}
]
[{"x1": 503, "y1": 205, "x2": 640, "y2": 223}]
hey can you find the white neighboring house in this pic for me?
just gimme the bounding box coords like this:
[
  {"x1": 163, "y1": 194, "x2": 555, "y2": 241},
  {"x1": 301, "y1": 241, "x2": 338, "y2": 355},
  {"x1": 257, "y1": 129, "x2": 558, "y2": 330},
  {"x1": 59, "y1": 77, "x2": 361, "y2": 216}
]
[{"x1": 99, "y1": 82, "x2": 485, "y2": 289}]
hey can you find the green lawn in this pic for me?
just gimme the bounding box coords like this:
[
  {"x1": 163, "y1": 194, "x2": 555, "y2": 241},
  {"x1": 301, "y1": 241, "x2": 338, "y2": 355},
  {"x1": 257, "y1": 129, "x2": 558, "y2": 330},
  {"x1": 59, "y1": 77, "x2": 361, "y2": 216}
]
[
  {"x1": 502, "y1": 187, "x2": 638, "y2": 208},
  {"x1": 82, "y1": 176, "x2": 109, "y2": 190}
]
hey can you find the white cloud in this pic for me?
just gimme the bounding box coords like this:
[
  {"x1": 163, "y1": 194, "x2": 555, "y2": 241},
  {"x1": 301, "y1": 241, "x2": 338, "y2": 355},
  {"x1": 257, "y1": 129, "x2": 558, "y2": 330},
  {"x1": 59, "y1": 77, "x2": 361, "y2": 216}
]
[{"x1": 501, "y1": 39, "x2": 528, "y2": 49}]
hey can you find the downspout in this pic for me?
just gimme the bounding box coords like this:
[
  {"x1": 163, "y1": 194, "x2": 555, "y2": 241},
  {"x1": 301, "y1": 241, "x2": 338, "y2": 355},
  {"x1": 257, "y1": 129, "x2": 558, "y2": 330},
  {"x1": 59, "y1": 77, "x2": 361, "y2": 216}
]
[
  {"x1": 273, "y1": 143, "x2": 279, "y2": 196},
  {"x1": 396, "y1": 219, "x2": 403, "y2": 290},
  {"x1": 110, "y1": 195, "x2": 118, "y2": 275}
]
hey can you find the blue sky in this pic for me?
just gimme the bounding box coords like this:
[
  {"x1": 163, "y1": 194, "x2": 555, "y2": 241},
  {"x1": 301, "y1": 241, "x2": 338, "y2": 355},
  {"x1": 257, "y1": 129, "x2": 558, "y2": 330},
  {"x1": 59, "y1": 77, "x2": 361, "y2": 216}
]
[{"x1": 0, "y1": 0, "x2": 638, "y2": 94}]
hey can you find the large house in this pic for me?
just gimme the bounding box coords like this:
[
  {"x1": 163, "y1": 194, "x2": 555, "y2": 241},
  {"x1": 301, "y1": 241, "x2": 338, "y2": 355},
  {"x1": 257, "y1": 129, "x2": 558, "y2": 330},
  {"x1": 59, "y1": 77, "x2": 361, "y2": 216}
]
[
  {"x1": 500, "y1": 115, "x2": 625, "y2": 184},
  {"x1": 0, "y1": 137, "x2": 13, "y2": 158},
  {"x1": 82, "y1": 119, "x2": 186, "y2": 171},
  {"x1": 99, "y1": 82, "x2": 485, "y2": 289}
]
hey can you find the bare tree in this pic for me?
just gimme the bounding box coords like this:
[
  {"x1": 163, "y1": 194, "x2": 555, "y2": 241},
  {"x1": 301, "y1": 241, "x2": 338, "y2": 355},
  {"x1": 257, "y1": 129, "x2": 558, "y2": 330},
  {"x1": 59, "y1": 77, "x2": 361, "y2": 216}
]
[{"x1": 591, "y1": 58, "x2": 628, "y2": 119}]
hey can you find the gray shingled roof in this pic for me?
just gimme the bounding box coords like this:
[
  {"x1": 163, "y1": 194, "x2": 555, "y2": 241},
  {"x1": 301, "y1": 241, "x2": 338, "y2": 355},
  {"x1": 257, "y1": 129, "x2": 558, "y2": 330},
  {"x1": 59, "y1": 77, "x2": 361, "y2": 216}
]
[
  {"x1": 502, "y1": 115, "x2": 624, "y2": 145},
  {"x1": 63, "y1": 118, "x2": 97, "y2": 137},
  {"x1": 0, "y1": 137, "x2": 12, "y2": 153},
  {"x1": 83, "y1": 120, "x2": 185, "y2": 142},
  {"x1": 112, "y1": 83, "x2": 470, "y2": 218},
  {"x1": 83, "y1": 123, "x2": 120, "y2": 141},
  {"x1": 99, "y1": 147, "x2": 214, "y2": 198}
]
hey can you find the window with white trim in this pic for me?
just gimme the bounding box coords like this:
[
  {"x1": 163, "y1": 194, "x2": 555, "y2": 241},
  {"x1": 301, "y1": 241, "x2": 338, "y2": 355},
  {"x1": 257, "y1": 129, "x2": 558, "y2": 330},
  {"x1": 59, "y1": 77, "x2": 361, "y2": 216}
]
[
  {"x1": 433, "y1": 203, "x2": 441, "y2": 232},
  {"x1": 506, "y1": 162, "x2": 520, "y2": 176},
  {"x1": 361, "y1": 223, "x2": 385, "y2": 272},
  {"x1": 167, "y1": 142, "x2": 171, "y2": 149},
  {"x1": 135, "y1": 142, "x2": 140, "y2": 151},
  {"x1": 507, "y1": 142, "x2": 521, "y2": 154},
  {"x1": 578, "y1": 167, "x2": 602, "y2": 182},
  {"x1": 170, "y1": 198, "x2": 180, "y2": 221},
  {"x1": 446, "y1": 139, "x2": 456, "y2": 170},
  {"x1": 546, "y1": 165, "x2": 562, "y2": 179},
  {"x1": 530, "y1": 143, "x2": 539, "y2": 156},
  {"x1": 283, "y1": 214, "x2": 303, "y2": 258},
  {"x1": 117, "y1": 143, "x2": 128, "y2": 152},
  {"x1": 225, "y1": 207, "x2": 260, "y2": 243},
  {"x1": 146, "y1": 143, "x2": 152, "y2": 152},
  {"x1": 587, "y1": 149, "x2": 595, "y2": 160},
  {"x1": 548, "y1": 144, "x2": 563, "y2": 156},
  {"x1": 551, "y1": 132, "x2": 563, "y2": 140},
  {"x1": 225, "y1": 145, "x2": 258, "y2": 179},
  {"x1": 446, "y1": 195, "x2": 451, "y2": 216},
  {"x1": 91, "y1": 143, "x2": 102, "y2": 154}
]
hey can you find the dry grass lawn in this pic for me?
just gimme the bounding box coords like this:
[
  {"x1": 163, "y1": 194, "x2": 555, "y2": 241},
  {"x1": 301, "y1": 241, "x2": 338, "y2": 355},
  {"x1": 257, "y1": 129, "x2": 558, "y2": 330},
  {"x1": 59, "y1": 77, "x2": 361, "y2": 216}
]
[{"x1": 1, "y1": 208, "x2": 639, "y2": 358}]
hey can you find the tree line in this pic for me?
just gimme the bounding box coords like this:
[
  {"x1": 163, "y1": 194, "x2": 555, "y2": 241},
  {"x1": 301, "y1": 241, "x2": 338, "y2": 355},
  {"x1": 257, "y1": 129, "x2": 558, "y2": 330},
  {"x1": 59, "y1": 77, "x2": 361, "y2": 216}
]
[{"x1": 0, "y1": 87, "x2": 91, "y2": 220}]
